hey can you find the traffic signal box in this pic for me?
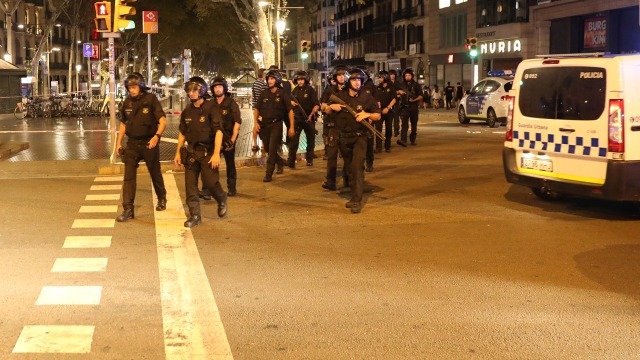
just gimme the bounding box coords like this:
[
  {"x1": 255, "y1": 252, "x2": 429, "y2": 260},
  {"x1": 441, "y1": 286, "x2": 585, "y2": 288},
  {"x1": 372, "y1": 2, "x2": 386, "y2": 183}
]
[
  {"x1": 464, "y1": 37, "x2": 478, "y2": 58},
  {"x1": 300, "y1": 40, "x2": 311, "y2": 58},
  {"x1": 114, "y1": 0, "x2": 137, "y2": 31},
  {"x1": 94, "y1": 2, "x2": 112, "y2": 32}
]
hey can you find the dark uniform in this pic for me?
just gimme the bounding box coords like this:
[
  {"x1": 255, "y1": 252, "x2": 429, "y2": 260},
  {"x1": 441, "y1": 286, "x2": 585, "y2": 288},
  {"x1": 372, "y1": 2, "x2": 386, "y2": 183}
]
[
  {"x1": 289, "y1": 81, "x2": 320, "y2": 167},
  {"x1": 179, "y1": 100, "x2": 227, "y2": 221},
  {"x1": 334, "y1": 76, "x2": 380, "y2": 213},
  {"x1": 361, "y1": 79, "x2": 378, "y2": 172},
  {"x1": 255, "y1": 83, "x2": 294, "y2": 181},
  {"x1": 376, "y1": 78, "x2": 396, "y2": 152},
  {"x1": 212, "y1": 95, "x2": 241, "y2": 195},
  {"x1": 320, "y1": 83, "x2": 346, "y2": 190},
  {"x1": 398, "y1": 70, "x2": 424, "y2": 146},
  {"x1": 119, "y1": 91, "x2": 167, "y2": 215}
]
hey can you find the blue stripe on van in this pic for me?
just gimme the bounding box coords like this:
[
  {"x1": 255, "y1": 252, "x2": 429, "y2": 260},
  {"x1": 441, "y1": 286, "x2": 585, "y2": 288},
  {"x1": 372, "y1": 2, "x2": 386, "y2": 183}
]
[{"x1": 514, "y1": 131, "x2": 607, "y2": 158}]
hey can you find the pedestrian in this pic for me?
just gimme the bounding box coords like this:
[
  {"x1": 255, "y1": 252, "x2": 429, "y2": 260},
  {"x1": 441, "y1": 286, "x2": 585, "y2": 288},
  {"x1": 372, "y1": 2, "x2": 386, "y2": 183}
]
[
  {"x1": 357, "y1": 66, "x2": 378, "y2": 173},
  {"x1": 250, "y1": 68, "x2": 267, "y2": 152},
  {"x1": 210, "y1": 77, "x2": 241, "y2": 196},
  {"x1": 375, "y1": 70, "x2": 397, "y2": 153},
  {"x1": 173, "y1": 77, "x2": 228, "y2": 228},
  {"x1": 320, "y1": 64, "x2": 349, "y2": 190},
  {"x1": 388, "y1": 69, "x2": 401, "y2": 137},
  {"x1": 455, "y1": 81, "x2": 465, "y2": 109},
  {"x1": 396, "y1": 69, "x2": 424, "y2": 147},
  {"x1": 114, "y1": 72, "x2": 167, "y2": 222},
  {"x1": 423, "y1": 85, "x2": 431, "y2": 109},
  {"x1": 289, "y1": 70, "x2": 320, "y2": 167},
  {"x1": 327, "y1": 67, "x2": 381, "y2": 214},
  {"x1": 253, "y1": 69, "x2": 296, "y2": 182},
  {"x1": 444, "y1": 81, "x2": 455, "y2": 110},
  {"x1": 431, "y1": 85, "x2": 441, "y2": 109}
]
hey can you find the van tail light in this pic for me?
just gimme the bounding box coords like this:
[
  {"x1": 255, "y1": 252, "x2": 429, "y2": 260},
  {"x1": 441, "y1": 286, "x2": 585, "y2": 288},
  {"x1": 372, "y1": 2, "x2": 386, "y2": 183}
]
[
  {"x1": 505, "y1": 96, "x2": 514, "y2": 141},
  {"x1": 608, "y1": 99, "x2": 624, "y2": 153}
]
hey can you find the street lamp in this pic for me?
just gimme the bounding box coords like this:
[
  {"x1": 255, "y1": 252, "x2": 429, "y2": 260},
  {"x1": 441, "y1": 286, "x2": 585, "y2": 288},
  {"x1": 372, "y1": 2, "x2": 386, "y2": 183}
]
[{"x1": 76, "y1": 64, "x2": 82, "y2": 93}]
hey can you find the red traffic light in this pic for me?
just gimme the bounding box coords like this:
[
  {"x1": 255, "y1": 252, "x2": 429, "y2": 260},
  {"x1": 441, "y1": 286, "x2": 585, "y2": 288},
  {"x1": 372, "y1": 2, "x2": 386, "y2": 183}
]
[{"x1": 95, "y1": 2, "x2": 110, "y2": 16}]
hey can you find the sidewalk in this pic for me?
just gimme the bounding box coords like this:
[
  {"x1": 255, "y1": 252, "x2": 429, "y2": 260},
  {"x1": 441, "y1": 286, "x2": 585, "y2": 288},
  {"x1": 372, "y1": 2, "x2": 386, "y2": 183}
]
[{"x1": 0, "y1": 107, "x2": 459, "y2": 178}]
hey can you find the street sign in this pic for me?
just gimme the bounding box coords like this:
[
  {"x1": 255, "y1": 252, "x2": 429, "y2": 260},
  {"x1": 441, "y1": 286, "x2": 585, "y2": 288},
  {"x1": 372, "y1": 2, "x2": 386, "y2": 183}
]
[
  {"x1": 142, "y1": 11, "x2": 158, "y2": 34},
  {"x1": 91, "y1": 44, "x2": 100, "y2": 60},
  {"x1": 83, "y1": 43, "x2": 93, "y2": 58}
]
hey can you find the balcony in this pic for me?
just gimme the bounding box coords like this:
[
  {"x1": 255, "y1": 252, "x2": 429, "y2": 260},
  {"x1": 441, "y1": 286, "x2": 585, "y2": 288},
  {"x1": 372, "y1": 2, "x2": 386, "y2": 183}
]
[
  {"x1": 331, "y1": 57, "x2": 366, "y2": 67},
  {"x1": 392, "y1": 5, "x2": 423, "y2": 22}
]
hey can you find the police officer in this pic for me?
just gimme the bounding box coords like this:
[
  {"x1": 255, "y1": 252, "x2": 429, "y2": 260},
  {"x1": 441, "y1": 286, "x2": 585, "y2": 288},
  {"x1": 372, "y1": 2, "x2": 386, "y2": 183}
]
[
  {"x1": 357, "y1": 66, "x2": 378, "y2": 173},
  {"x1": 328, "y1": 67, "x2": 381, "y2": 214},
  {"x1": 210, "y1": 77, "x2": 241, "y2": 196},
  {"x1": 376, "y1": 70, "x2": 397, "y2": 153},
  {"x1": 114, "y1": 72, "x2": 167, "y2": 222},
  {"x1": 289, "y1": 70, "x2": 320, "y2": 167},
  {"x1": 173, "y1": 77, "x2": 227, "y2": 228},
  {"x1": 320, "y1": 64, "x2": 348, "y2": 190},
  {"x1": 254, "y1": 69, "x2": 295, "y2": 182},
  {"x1": 388, "y1": 69, "x2": 401, "y2": 137},
  {"x1": 396, "y1": 68, "x2": 424, "y2": 147}
]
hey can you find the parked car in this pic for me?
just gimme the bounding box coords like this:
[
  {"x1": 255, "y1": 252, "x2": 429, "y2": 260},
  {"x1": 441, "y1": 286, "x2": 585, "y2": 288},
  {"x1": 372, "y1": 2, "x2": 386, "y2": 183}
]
[{"x1": 458, "y1": 71, "x2": 513, "y2": 128}]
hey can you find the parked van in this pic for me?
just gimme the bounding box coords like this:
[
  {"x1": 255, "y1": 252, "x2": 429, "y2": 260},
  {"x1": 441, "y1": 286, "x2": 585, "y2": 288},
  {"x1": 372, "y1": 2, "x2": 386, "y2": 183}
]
[{"x1": 503, "y1": 53, "x2": 640, "y2": 202}]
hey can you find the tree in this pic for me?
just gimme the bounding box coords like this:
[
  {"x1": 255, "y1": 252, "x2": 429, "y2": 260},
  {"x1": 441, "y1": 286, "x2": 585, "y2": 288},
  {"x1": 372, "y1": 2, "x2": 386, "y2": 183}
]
[{"x1": 30, "y1": 0, "x2": 73, "y2": 96}]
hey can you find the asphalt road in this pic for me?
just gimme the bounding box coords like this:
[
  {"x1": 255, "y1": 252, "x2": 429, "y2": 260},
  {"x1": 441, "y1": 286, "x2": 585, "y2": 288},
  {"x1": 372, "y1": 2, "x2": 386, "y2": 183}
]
[{"x1": 1, "y1": 117, "x2": 639, "y2": 359}]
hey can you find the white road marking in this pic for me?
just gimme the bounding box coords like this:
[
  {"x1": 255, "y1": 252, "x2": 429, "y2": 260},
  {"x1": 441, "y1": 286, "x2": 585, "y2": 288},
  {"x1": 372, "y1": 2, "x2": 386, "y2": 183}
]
[
  {"x1": 63, "y1": 235, "x2": 112, "y2": 248},
  {"x1": 154, "y1": 173, "x2": 233, "y2": 359},
  {"x1": 79, "y1": 205, "x2": 118, "y2": 213},
  {"x1": 72, "y1": 219, "x2": 115, "y2": 228},
  {"x1": 35, "y1": 286, "x2": 102, "y2": 305},
  {"x1": 13, "y1": 325, "x2": 95, "y2": 353},
  {"x1": 94, "y1": 176, "x2": 123, "y2": 182},
  {"x1": 85, "y1": 194, "x2": 120, "y2": 201},
  {"x1": 90, "y1": 184, "x2": 122, "y2": 191},
  {"x1": 51, "y1": 258, "x2": 108, "y2": 272}
]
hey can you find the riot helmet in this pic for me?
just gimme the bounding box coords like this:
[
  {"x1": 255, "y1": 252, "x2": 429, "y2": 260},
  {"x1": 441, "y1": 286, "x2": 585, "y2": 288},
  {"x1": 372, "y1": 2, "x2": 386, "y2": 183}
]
[
  {"x1": 184, "y1": 76, "x2": 208, "y2": 100},
  {"x1": 294, "y1": 70, "x2": 309, "y2": 85},
  {"x1": 376, "y1": 70, "x2": 390, "y2": 83},
  {"x1": 124, "y1": 72, "x2": 149, "y2": 91},
  {"x1": 331, "y1": 65, "x2": 349, "y2": 84},
  {"x1": 402, "y1": 68, "x2": 415, "y2": 81},
  {"x1": 265, "y1": 69, "x2": 282, "y2": 88},
  {"x1": 210, "y1": 76, "x2": 229, "y2": 96},
  {"x1": 347, "y1": 67, "x2": 367, "y2": 91},
  {"x1": 355, "y1": 65, "x2": 372, "y2": 82}
]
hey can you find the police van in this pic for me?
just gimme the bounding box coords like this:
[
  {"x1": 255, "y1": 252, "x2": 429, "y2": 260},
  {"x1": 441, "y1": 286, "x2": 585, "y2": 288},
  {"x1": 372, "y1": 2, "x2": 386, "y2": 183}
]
[{"x1": 503, "y1": 53, "x2": 640, "y2": 203}]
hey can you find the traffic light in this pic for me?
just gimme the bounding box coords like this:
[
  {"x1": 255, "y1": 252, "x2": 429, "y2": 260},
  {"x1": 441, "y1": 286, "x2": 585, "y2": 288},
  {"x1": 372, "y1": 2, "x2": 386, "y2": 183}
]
[
  {"x1": 94, "y1": 2, "x2": 112, "y2": 33},
  {"x1": 300, "y1": 40, "x2": 311, "y2": 59},
  {"x1": 114, "y1": 0, "x2": 136, "y2": 31},
  {"x1": 464, "y1": 37, "x2": 471, "y2": 50},
  {"x1": 469, "y1": 37, "x2": 478, "y2": 58}
]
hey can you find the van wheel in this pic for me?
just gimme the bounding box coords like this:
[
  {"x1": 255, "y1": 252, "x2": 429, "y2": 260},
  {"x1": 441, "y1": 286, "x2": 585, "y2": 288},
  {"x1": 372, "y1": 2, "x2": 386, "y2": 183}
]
[
  {"x1": 487, "y1": 109, "x2": 499, "y2": 128},
  {"x1": 458, "y1": 106, "x2": 470, "y2": 124},
  {"x1": 531, "y1": 187, "x2": 563, "y2": 200}
]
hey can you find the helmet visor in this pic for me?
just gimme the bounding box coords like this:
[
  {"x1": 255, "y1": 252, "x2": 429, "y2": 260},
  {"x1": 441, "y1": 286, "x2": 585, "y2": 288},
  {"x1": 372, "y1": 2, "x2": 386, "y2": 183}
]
[{"x1": 184, "y1": 82, "x2": 202, "y2": 93}]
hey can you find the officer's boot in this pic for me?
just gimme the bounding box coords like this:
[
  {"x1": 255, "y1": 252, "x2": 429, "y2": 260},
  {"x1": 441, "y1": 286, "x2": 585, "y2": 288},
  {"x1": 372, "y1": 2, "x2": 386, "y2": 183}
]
[
  {"x1": 184, "y1": 214, "x2": 202, "y2": 228},
  {"x1": 263, "y1": 170, "x2": 273, "y2": 182},
  {"x1": 306, "y1": 152, "x2": 313, "y2": 166},
  {"x1": 156, "y1": 197, "x2": 167, "y2": 211},
  {"x1": 276, "y1": 157, "x2": 285, "y2": 174},
  {"x1": 227, "y1": 179, "x2": 237, "y2": 197},
  {"x1": 116, "y1": 207, "x2": 134, "y2": 222}
]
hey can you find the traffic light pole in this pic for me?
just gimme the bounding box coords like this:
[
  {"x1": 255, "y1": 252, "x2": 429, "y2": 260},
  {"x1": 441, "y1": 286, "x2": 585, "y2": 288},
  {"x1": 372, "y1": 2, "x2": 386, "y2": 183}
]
[{"x1": 103, "y1": 32, "x2": 121, "y2": 164}]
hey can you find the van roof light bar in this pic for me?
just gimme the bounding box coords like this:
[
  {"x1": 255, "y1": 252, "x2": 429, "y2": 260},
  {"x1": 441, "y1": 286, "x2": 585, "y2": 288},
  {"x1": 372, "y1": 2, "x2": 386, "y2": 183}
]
[{"x1": 535, "y1": 52, "x2": 608, "y2": 59}]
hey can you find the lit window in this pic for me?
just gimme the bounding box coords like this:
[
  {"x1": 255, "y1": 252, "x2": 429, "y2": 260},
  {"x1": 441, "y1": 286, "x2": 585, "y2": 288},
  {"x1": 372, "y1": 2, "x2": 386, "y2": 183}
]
[{"x1": 439, "y1": 0, "x2": 451, "y2": 9}]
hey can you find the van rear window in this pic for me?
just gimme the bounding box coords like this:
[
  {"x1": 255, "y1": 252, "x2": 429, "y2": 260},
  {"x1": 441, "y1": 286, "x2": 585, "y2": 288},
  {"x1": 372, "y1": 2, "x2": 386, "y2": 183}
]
[{"x1": 518, "y1": 67, "x2": 606, "y2": 120}]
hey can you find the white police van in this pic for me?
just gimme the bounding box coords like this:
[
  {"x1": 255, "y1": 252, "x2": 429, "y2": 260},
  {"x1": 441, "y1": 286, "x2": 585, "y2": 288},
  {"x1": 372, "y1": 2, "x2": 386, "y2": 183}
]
[
  {"x1": 458, "y1": 70, "x2": 513, "y2": 128},
  {"x1": 503, "y1": 53, "x2": 640, "y2": 203}
]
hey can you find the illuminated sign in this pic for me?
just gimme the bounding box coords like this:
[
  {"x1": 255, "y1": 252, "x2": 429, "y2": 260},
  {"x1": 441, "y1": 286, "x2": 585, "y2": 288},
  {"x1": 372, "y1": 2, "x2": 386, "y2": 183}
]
[
  {"x1": 447, "y1": 54, "x2": 454, "y2": 64},
  {"x1": 584, "y1": 17, "x2": 606, "y2": 49},
  {"x1": 480, "y1": 39, "x2": 522, "y2": 55}
]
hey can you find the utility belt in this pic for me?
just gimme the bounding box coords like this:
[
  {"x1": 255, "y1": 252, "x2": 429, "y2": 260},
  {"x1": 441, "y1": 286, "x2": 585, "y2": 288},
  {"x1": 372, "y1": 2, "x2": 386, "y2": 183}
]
[
  {"x1": 127, "y1": 134, "x2": 154, "y2": 141},
  {"x1": 180, "y1": 142, "x2": 213, "y2": 169},
  {"x1": 261, "y1": 117, "x2": 282, "y2": 125}
]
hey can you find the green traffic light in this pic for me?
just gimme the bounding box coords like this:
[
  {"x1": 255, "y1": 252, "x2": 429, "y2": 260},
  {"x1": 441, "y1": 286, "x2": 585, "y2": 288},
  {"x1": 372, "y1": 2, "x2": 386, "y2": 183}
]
[{"x1": 469, "y1": 49, "x2": 478, "y2": 58}]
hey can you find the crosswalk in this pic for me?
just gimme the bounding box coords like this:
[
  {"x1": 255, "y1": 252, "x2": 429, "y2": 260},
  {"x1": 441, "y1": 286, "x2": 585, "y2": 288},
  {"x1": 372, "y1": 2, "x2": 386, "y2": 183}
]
[
  {"x1": 12, "y1": 175, "x2": 121, "y2": 354},
  {"x1": 12, "y1": 174, "x2": 234, "y2": 358}
]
